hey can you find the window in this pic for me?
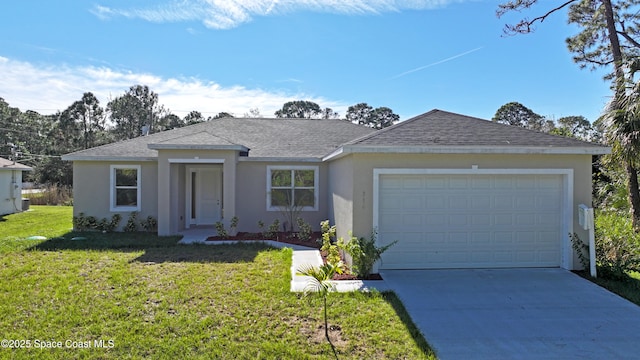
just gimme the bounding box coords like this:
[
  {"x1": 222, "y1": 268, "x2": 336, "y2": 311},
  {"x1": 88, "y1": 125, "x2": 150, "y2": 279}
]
[
  {"x1": 267, "y1": 166, "x2": 318, "y2": 211},
  {"x1": 110, "y1": 165, "x2": 141, "y2": 212}
]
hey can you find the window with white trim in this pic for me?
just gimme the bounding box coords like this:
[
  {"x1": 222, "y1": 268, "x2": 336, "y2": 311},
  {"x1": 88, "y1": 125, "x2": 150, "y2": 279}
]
[
  {"x1": 110, "y1": 165, "x2": 141, "y2": 212},
  {"x1": 267, "y1": 166, "x2": 318, "y2": 211}
]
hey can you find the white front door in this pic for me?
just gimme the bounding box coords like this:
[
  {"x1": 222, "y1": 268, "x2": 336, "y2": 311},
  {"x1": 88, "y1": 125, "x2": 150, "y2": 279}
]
[{"x1": 187, "y1": 167, "x2": 222, "y2": 226}]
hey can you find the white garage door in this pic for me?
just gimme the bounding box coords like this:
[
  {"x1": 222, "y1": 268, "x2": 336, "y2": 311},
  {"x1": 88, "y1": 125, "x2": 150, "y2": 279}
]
[{"x1": 377, "y1": 173, "x2": 564, "y2": 269}]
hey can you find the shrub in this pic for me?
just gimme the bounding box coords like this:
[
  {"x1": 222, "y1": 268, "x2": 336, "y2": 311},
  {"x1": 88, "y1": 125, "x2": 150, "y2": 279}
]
[
  {"x1": 263, "y1": 219, "x2": 280, "y2": 239},
  {"x1": 594, "y1": 212, "x2": 640, "y2": 279},
  {"x1": 73, "y1": 213, "x2": 121, "y2": 232},
  {"x1": 341, "y1": 229, "x2": 397, "y2": 278},
  {"x1": 124, "y1": 212, "x2": 139, "y2": 232},
  {"x1": 140, "y1": 216, "x2": 157, "y2": 233},
  {"x1": 214, "y1": 221, "x2": 228, "y2": 238},
  {"x1": 230, "y1": 216, "x2": 239, "y2": 234},
  {"x1": 320, "y1": 220, "x2": 342, "y2": 267},
  {"x1": 572, "y1": 213, "x2": 640, "y2": 280},
  {"x1": 570, "y1": 232, "x2": 590, "y2": 270},
  {"x1": 296, "y1": 217, "x2": 313, "y2": 242}
]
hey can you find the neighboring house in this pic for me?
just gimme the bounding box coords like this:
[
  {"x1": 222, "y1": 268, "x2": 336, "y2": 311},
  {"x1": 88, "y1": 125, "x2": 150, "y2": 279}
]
[
  {"x1": 62, "y1": 109, "x2": 610, "y2": 270},
  {"x1": 0, "y1": 157, "x2": 32, "y2": 216}
]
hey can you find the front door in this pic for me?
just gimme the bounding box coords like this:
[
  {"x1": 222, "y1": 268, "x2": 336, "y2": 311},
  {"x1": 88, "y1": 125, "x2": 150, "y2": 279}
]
[{"x1": 187, "y1": 167, "x2": 222, "y2": 226}]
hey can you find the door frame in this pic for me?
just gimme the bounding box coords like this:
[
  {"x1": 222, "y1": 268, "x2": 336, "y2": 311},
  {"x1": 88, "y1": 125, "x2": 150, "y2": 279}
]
[
  {"x1": 372, "y1": 168, "x2": 574, "y2": 270},
  {"x1": 185, "y1": 165, "x2": 223, "y2": 228}
]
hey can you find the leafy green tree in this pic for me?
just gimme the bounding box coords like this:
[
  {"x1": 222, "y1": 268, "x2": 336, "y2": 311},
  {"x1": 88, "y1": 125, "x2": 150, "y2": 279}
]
[
  {"x1": 552, "y1": 115, "x2": 593, "y2": 140},
  {"x1": 320, "y1": 107, "x2": 339, "y2": 119},
  {"x1": 212, "y1": 111, "x2": 234, "y2": 120},
  {"x1": 346, "y1": 102, "x2": 373, "y2": 125},
  {"x1": 58, "y1": 92, "x2": 106, "y2": 150},
  {"x1": 492, "y1": 102, "x2": 546, "y2": 130},
  {"x1": 0, "y1": 98, "x2": 26, "y2": 156},
  {"x1": 244, "y1": 107, "x2": 262, "y2": 118},
  {"x1": 346, "y1": 102, "x2": 399, "y2": 129},
  {"x1": 274, "y1": 100, "x2": 322, "y2": 119},
  {"x1": 37, "y1": 93, "x2": 107, "y2": 185},
  {"x1": 498, "y1": 0, "x2": 640, "y2": 229},
  {"x1": 108, "y1": 85, "x2": 162, "y2": 140},
  {"x1": 370, "y1": 106, "x2": 400, "y2": 129},
  {"x1": 163, "y1": 114, "x2": 184, "y2": 130}
]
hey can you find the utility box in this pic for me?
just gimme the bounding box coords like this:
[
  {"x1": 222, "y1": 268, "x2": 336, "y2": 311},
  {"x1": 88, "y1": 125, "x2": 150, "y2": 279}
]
[
  {"x1": 22, "y1": 198, "x2": 29, "y2": 211},
  {"x1": 578, "y1": 204, "x2": 596, "y2": 278},
  {"x1": 578, "y1": 204, "x2": 593, "y2": 230}
]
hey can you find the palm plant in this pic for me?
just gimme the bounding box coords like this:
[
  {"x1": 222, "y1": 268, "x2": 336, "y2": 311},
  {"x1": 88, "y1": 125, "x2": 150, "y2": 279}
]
[
  {"x1": 297, "y1": 261, "x2": 343, "y2": 357},
  {"x1": 601, "y1": 60, "x2": 640, "y2": 230}
]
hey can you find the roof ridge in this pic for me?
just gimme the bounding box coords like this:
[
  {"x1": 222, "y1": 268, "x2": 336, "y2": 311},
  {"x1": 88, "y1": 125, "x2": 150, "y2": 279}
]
[
  {"x1": 343, "y1": 109, "x2": 440, "y2": 145},
  {"x1": 203, "y1": 129, "x2": 244, "y2": 146}
]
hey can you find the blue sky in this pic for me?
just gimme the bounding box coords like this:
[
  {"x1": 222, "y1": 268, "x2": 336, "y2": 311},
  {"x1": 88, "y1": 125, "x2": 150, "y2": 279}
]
[{"x1": 0, "y1": 0, "x2": 611, "y2": 122}]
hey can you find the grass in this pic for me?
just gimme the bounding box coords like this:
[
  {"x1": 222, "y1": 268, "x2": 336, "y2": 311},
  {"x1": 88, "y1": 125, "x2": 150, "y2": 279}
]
[
  {"x1": 571, "y1": 211, "x2": 640, "y2": 307},
  {"x1": 585, "y1": 271, "x2": 640, "y2": 305},
  {"x1": 0, "y1": 206, "x2": 435, "y2": 359}
]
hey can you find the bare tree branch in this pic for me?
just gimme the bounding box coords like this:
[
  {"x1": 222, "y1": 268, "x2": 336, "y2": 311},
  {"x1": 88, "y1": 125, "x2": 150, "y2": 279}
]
[
  {"x1": 500, "y1": 0, "x2": 578, "y2": 35},
  {"x1": 618, "y1": 21, "x2": 640, "y2": 49}
]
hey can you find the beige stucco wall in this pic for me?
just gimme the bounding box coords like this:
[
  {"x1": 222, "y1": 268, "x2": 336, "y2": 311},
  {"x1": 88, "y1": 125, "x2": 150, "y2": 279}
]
[
  {"x1": 0, "y1": 170, "x2": 23, "y2": 215},
  {"x1": 327, "y1": 155, "x2": 354, "y2": 238},
  {"x1": 330, "y1": 152, "x2": 594, "y2": 270},
  {"x1": 236, "y1": 161, "x2": 329, "y2": 233},
  {"x1": 71, "y1": 161, "x2": 158, "y2": 230}
]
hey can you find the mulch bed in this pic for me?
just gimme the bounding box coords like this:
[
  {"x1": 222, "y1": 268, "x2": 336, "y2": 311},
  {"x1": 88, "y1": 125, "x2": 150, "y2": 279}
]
[
  {"x1": 206, "y1": 231, "x2": 322, "y2": 249},
  {"x1": 207, "y1": 231, "x2": 383, "y2": 280}
]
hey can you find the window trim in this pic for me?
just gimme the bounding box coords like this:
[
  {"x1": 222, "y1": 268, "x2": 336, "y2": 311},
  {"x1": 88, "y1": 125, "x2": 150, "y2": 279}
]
[
  {"x1": 266, "y1": 165, "x2": 319, "y2": 211},
  {"x1": 110, "y1": 165, "x2": 141, "y2": 212}
]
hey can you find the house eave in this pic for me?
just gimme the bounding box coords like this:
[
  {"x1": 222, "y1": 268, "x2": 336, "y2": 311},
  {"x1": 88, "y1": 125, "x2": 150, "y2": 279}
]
[
  {"x1": 0, "y1": 165, "x2": 32, "y2": 171},
  {"x1": 323, "y1": 145, "x2": 611, "y2": 161},
  {"x1": 61, "y1": 155, "x2": 158, "y2": 162},
  {"x1": 239, "y1": 157, "x2": 322, "y2": 163},
  {"x1": 147, "y1": 144, "x2": 249, "y2": 151}
]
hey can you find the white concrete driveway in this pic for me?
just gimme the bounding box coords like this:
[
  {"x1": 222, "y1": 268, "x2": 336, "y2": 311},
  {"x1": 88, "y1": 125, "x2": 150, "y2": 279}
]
[{"x1": 381, "y1": 268, "x2": 640, "y2": 360}]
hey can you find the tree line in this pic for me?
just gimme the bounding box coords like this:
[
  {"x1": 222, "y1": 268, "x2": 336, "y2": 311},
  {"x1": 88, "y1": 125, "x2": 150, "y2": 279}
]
[
  {"x1": 0, "y1": 86, "x2": 399, "y2": 186},
  {"x1": 497, "y1": 0, "x2": 640, "y2": 230},
  {"x1": 492, "y1": 101, "x2": 599, "y2": 141}
]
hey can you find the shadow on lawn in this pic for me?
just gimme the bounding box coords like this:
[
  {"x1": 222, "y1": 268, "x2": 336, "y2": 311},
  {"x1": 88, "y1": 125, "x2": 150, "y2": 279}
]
[
  {"x1": 28, "y1": 231, "x2": 276, "y2": 264},
  {"x1": 381, "y1": 291, "x2": 436, "y2": 358}
]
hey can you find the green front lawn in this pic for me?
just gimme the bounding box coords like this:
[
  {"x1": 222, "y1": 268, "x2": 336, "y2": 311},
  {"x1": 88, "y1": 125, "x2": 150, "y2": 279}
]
[{"x1": 0, "y1": 206, "x2": 434, "y2": 359}]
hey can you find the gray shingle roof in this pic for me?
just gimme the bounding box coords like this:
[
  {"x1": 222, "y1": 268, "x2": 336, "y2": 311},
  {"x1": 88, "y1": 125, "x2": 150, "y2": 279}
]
[
  {"x1": 0, "y1": 157, "x2": 32, "y2": 170},
  {"x1": 62, "y1": 110, "x2": 610, "y2": 161},
  {"x1": 346, "y1": 109, "x2": 609, "y2": 149},
  {"x1": 62, "y1": 118, "x2": 376, "y2": 160}
]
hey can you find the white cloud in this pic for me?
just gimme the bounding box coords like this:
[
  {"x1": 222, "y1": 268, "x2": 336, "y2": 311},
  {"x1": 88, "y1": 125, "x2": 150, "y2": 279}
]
[
  {"x1": 0, "y1": 56, "x2": 344, "y2": 118},
  {"x1": 91, "y1": 0, "x2": 460, "y2": 29}
]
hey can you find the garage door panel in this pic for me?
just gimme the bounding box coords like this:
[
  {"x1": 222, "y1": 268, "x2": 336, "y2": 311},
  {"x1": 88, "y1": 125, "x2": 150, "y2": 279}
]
[
  {"x1": 427, "y1": 214, "x2": 447, "y2": 225},
  {"x1": 426, "y1": 233, "x2": 446, "y2": 244},
  {"x1": 494, "y1": 214, "x2": 514, "y2": 225},
  {"x1": 495, "y1": 178, "x2": 515, "y2": 188},
  {"x1": 515, "y1": 214, "x2": 536, "y2": 226},
  {"x1": 538, "y1": 214, "x2": 561, "y2": 226},
  {"x1": 449, "y1": 214, "x2": 468, "y2": 225},
  {"x1": 517, "y1": 177, "x2": 536, "y2": 188},
  {"x1": 449, "y1": 196, "x2": 468, "y2": 209},
  {"x1": 471, "y1": 177, "x2": 492, "y2": 189},
  {"x1": 379, "y1": 214, "x2": 403, "y2": 228},
  {"x1": 402, "y1": 177, "x2": 423, "y2": 189},
  {"x1": 425, "y1": 177, "x2": 446, "y2": 188},
  {"x1": 471, "y1": 196, "x2": 491, "y2": 208},
  {"x1": 378, "y1": 173, "x2": 564, "y2": 269},
  {"x1": 471, "y1": 214, "x2": 491, "y2": 226},
  {"x1": 380, "y1": 176, "x2": 403, "y2": 189},
  {"x1": 426, "y1": 196, "x2": 446, "y2": 209}
]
